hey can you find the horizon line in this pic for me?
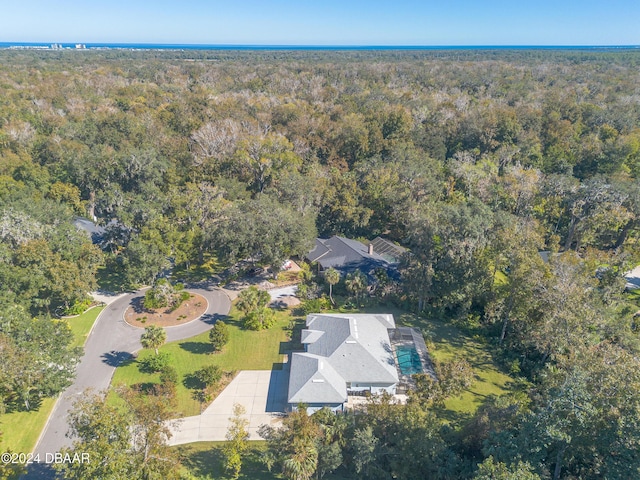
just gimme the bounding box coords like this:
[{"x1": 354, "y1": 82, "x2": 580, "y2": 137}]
[{"x1": 1, "y1": 41, "x2": 639, "y2": 50}]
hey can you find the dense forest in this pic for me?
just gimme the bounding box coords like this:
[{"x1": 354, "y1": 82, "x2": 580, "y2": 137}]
[{"x1": 2, "y1": 49, "x2": 640, "y2": 479}]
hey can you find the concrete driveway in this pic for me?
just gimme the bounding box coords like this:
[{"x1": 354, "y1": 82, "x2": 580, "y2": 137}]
[{"x1": 168, "y1": 369, "x2": 289, "y2": 445}]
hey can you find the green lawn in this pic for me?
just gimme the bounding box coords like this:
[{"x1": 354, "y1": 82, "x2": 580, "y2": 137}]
[
  {"x1": 109, "y1": 307, "x2": 297, "y2": 417},
  {"x1": 176, "y1": 441, "x2": 274, "y2": 479},
  {"x1": 360, "y1": 305, "x2": 513, "y2": 419},
  {"x1": 0, "y1": 398, "x2": 56, "y2": 453},
  {"x1": 66, "y1": 305, "x2": 105, "y2": 348},
  {"x1": 0, "y1": 306, "x2": 104, "y2": 453}
]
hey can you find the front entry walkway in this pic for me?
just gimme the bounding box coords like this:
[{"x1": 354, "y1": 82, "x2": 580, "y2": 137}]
[{"x1": 168, "y1": 369, "x2": 288, "y2": 445}]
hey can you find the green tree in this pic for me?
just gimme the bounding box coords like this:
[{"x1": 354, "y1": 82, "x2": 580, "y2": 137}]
[
  {"x1": 401, "y1": 199, "x2": 494, "y2": 314},
  {"x1": 194, "y1": 364, "x2": 223, "y2": 388},
  {"x1": 143, "y1": 279, "x2": 188, "y2": 310},
  {"x1": 488, "y1": 344, "x2": 640, "y2": 480},
  {"x1": 140, "y1": 325, "x2": 166, "y2": 355},
  {"x1": 209, "y1": 321, "x2": 230, "y2": 352},
  {"x1": 211, "y1": 196, "x2": 316, "y2": 269},
  {"x1": 121, "y1": 386, "x2": 182, "y2": 480},
  {"x1": 410, "y1": 358, "x2": 475, "y2": 408},
  {"x1": 473, "y1": 456, "x2": 540, "y2": 480},
  {"x1": 223, "y1": 403, "x2": 250, "y2": 479},
  {"x1": 345, "y1": 270, "x2": 367, "y2": 304},
  {"x1": 233, "y1": 133, "x2": 302, "y2": 194},
  {"x1": 244, "y1": 307, "x2": 276, "y2": 331},
  {"x1": 122, "y1": 232, "x2": 170, "y2": 288},
  {"x1": 236, "y1": 286, "x2": 271, "y2": 316},
  {"x1": 55, "y1": 393, "x2": 136, "y2": 480},
  {"x1": 0, "y1": 306, "x2": 81, "y2": 411},
  {"x1": 324, "y1": 268, "x2": 340, "y2": 306},
  {"x1": 259, "y1": 407, "x2": 321, "y2": 480},
  {"x1": 353, "y1": 395, "x2": 461, "y2": 479}
]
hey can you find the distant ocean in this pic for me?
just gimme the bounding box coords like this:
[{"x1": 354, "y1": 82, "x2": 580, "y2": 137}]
[{"x1": 0, "y1": 42, "x2": 638, "y2": 51}]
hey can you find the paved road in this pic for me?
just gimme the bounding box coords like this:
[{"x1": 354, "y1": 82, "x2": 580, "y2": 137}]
[{"x1": 25, "y1": 283, "x2": 230, "y2": 479}]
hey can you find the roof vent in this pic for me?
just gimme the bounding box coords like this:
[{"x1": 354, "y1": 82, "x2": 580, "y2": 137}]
[{"x1": 312, "y1": 379, "x2": 325, "y2": 383}]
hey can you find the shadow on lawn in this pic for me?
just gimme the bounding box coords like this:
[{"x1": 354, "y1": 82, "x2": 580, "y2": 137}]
[
  {"x1": 183, "y1": 373, "x2": 205, "y2": 391},
  {"x1": 281, "y1": 318, "x2": 306, "y2": 351},
  {"x1": 180, "y1": 341, "x2": 212, "y2": 354}
]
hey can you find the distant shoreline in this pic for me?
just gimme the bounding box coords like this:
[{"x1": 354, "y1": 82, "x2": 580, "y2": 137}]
[{"x1": 1, "y1": 42, "x2": 639, "y2": 52}]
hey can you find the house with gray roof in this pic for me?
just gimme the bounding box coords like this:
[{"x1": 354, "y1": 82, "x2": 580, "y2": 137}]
[
  {"x1": 306, "y1": 236, "x2": 401, "y2": 280},
  {"x1": 287, "y1": 313, "x2": 399, "y2": 413}
]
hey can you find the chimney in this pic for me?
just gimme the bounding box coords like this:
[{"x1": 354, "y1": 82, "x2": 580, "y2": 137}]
[{"x1": 368, "y1": 243, "x2": 374, "y2": 255}]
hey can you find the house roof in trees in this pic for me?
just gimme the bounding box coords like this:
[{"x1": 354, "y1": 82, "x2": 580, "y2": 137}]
[
  {"x1": 287, "y1": 313, "x2": 399, "y2": 405},
  {"x1": 73, "y1": 216, "x2": 106, "y2": 244},
  {"x1": 624, "y1": 264, "x2": 640, "y2": 290},
  {"x1": 306, "y1": 236, "x2": 394, "y2": 274},
  {"x1": 370, "y1": 237, "x2": 407, "y2": 263}
]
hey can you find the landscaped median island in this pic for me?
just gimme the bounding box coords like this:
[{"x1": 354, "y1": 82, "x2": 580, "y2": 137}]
[
  {"x1": 124, "y1": 279, "x2": 209, "y2": 328},
  {"x1": 0, "y1": 306, "x2": 105, "y2": 454},
  {"x1": 124, "y1": 292, "x2": 208, "y2": 327}
]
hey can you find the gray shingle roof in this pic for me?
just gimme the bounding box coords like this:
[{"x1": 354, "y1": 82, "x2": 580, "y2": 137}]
[
  {"x1": 287, "y1": 313, "x2": 399, "y2": 405},
  {"x1": 73, "y1": 217, "x2": 106, "y2": 243},
  {"x1": 287, "y1": 353, "x2": 347, "y2": 404},
  {"x1": 306, "y1": 236, "x2": 392, "y2": 273}
]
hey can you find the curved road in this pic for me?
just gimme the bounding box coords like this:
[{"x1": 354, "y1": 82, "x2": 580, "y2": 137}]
[{"x1": 26, "y1": 283, "x2": 230, "y2": 478}]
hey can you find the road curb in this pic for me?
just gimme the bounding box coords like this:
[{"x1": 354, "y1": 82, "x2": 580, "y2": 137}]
[{"x1": 29, "y1": 302, "x2": 110, "y2": 465}]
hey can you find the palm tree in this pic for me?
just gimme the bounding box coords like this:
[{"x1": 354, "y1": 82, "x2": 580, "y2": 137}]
[
  {"x1": 236, "y1": 286, "x2": 271, "y2": 315},
  {"x1": 324, "y1": 268, "x2": 340, "y2": 306},
  {"x1": 140, "y1": 325, "x2": 166, "y2": 355},
  {"x1": 345, "y1": 270, "x2": 368, "y2": 304}
]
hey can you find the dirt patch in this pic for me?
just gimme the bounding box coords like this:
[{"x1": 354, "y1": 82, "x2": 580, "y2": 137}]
[{"x1": 124, "y1": 293, "x2": 208, "y2": 328}]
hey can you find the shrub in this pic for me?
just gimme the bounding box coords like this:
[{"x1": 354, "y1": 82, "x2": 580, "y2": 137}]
[
  {"x1": 168, "y1": 291, "x2": 192, "y2": 312},
  {"x1": 301, "y1": 297, "x2": 331, "y2": 315},
  {"x1": 209, "y1": 321, "x2": 230, "y2": 352},
  {"x1": 244, "y1": 307, "x2": 276, "y2": 330},
  {"x1": 140, "y1": 352, "x2": 171, "y2": 373},
  {"x1": 64, "y1": 298, "x2": 92, "y2": 316},
  {"x1": 160, "y1": 365, "x2": 179, "y2": 386},
  {"x1": 195, "y1": 364, "x2": 223, "y2": 388},
  {"x1": 297, "y1": 281, "x2": 322, "y2": 300},
  {"x1": 159, "y1": 365, "x2": 179, "y2": 401},
  {"x1": 236, "y1": 286, "x2": 271, "y2": 315},
  {"x1": 143, "y1": 279, "x2": 190, "y2": 311}
]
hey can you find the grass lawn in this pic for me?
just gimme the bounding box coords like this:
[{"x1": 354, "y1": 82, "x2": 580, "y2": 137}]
[
  {"x1": 0, "y1": 398, "x2": 56, "y2": 453},
  {"x1": 109, "y1": 306, "x2": 298, "y2": 417},
  {"x1": 176, "y1": 441, "x2": 273, "y2": 479},
  {"x1": 0, "y1": 306, "x2": 104, "y2": 453},
  {"x1": 359, "y1": 305, "x2": 513, "y2": 420},
  {"x1": 625, "y1": 288, "x2": 640, "y2": 306},
  {"x1": 66, "y1": 305, "x2": 104, "y2": 349}
]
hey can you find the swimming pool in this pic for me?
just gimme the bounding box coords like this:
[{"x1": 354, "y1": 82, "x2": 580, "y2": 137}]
[{"x1": 395, "y1": 345, "x2": 423, "y2": 375}]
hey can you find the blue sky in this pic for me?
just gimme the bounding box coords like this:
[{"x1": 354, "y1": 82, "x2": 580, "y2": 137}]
[{"x1": 2, "y1": 0, "x2": 638, "y2": 45}]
